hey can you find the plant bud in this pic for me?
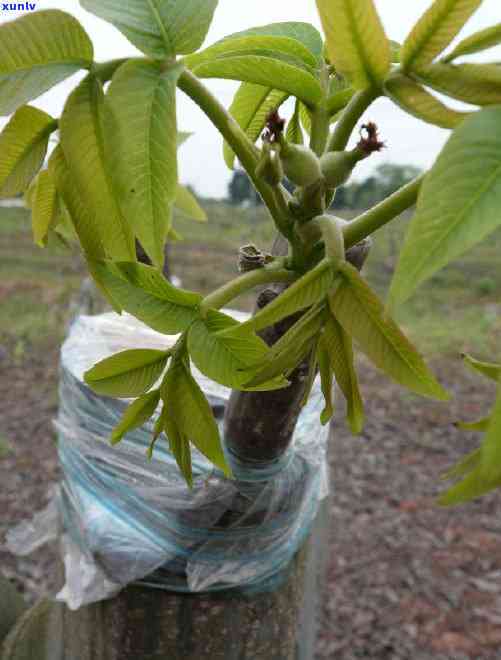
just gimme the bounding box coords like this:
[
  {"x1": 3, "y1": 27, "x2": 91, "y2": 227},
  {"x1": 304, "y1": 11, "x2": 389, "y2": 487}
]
[
  {"x1": 280, "y1": 142, "x2": 322, "y2": 187},
  {"x1": 255, "y1": 143, "x2": 284, "y2": 186},
  {"x1": 320, "y1": 150, "x2": 363, "y2": 189}
]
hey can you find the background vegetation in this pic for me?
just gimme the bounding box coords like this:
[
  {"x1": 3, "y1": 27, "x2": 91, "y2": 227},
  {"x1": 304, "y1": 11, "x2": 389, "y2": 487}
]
[{"x1": 2, "y1": 162, "x2": 501, "y2": 362}]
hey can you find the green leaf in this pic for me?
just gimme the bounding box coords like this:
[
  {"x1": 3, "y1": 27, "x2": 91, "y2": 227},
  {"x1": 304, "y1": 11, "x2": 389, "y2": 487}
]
[
  {"x1": 401, "y1": 0, "x2": 482, "y2": 72},
  {"x1": 111, "y1": 389, "x2": 161, "y2": 445},
  {"x1": 389, "y1": 107, "x2": 501, "y2": 306},
  {"x1": 444, "y1": 22, "x2": 501, "y2": 62},
  {"x1": 85, "y1": 349, "x2": 169, "y2": 398},
  {"x1": 417, "y1": 63, "x2": 501, "y2": 106},
  {"x1": 91, "y1": 260, "x2": 202, "y2": 335},
  {"x1": 185, "y1": 35, "x2": 319, "y2": 70},
  {"x1": 49, "y1": 147, "x2": 123, "y2": 312},
  {"x1": 188, "y1": 309, "x2": 288, "y2": 390},
  {"x1": 301, "y1": 339, "x2": 320, "y2": 408},
  {"x1": 0, "y1": 10, "x2": 94, "y2": 116},
  {"x1": 439, "y1": 467, "x2": 501, "y2": 505},
  {"x1": 163, "y1": 411, "x2": 193, "y2": 487},
  {"x1": 223, "y1": 83, "x2": 288, "y2": 169},
  {"x1": 317, "y1": 343, "x2": 335, "y2": 425},
  {"x1": 243, "y1": 305, "x2": 325, "y2": 388},
  {"x1": 321, "y1": 313, "x2": 364, "y2": 433},
  {"x1": 60, "y1": 75, "x2": 136, "y2": 261},
  {"x1": 48, "y1": 146, "x2": 104, "y2": 259},
  {"x1": 106, "y1": 60, "x2": 183, "y2": 268},
  {"x1": 441, "y1": 448, "x2": 481, "y2": 481},
  {"x1": 0, "y1": 106, "x2": 57, "y2": 198},
  {"x1": 234, "y1": 260, "x2": 336, "y2": 334},
  {"x1": 463, "y1": 354, "x2": 501, "y2": 382},
  {"x1": 456, "y1": 417, "x2": 491, "y2": 432},
  {"x1": 219, "y1": 22, "x2": 323, "y2": 61},
  {"x1": 80, "y1": 0, "x2": 218, "y2": 58},
  {"x1": 193, "y1": 56, "x2": 322, "y2": 107},
  {"x1": 316, "y1": 0, "x2": 391, "y2": 89},
  {"x1": 440, "y1": 385, "x2": 501, "y2": 505},
  {"x1": 31, "y1": 170, "x2": 59, "y2": 248},
  {"x1": 333, "y1": 262, "x2": 449, "y2": 400},
  {"x1": 162, "y1": 357, "x2": 230, "y2": 476},
  {"x1": 174, "y1": 185, "x2": 207, "y2": 222},
  {"x1": 286, "y1": 100, "x2": 304, "y2": 145},
  {"x1": 384, "y1": 73, "x2": 469, "y2": 129}
]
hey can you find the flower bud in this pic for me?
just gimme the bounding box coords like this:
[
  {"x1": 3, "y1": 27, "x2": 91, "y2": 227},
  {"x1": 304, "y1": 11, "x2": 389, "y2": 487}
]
[
  {"x1": 255, "y1": 143, "x2": 284, "y2": 186},
  {"x1": 320, "y1": 150, "x2": 363, "y2": 189},
  {"x1": 280, "y1": 143, "x2": 322, "y2": 187}
]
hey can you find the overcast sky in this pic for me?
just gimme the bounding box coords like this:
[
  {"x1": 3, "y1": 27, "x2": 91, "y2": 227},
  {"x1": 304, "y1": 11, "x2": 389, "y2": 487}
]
[{"x1": 1, "y1": 0, "x2": 500, "y2": 197}]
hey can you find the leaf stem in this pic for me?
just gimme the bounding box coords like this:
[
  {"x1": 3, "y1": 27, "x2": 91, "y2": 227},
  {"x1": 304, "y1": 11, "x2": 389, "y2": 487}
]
[
  {"x1": 178, "y1": 69, "x2": 293, "y2": 238},
  {"x1": 343, "y1": 174, "x2": 425, "y2": 248},
  {"x1": 309, "y1": 62, "x2": 331, "y2": 156},
  {"x1": 328, "y1": 87, "x2": 379, "y2": 152},
  {"x1": 200, "y1": 264, "x2": 296, "y2": 314}
]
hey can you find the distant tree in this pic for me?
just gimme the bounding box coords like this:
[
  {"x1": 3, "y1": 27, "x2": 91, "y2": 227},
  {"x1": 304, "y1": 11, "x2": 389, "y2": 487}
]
[
  {"x1": 332, "y1": 163, "x2": 422, "y2": 211},
  {"x1": 228, "y1": 170, "x2": 265, "y2": 206}
]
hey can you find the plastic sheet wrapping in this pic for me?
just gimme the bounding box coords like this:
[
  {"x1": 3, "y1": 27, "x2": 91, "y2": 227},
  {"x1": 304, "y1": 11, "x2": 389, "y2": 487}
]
[{"x1": 7, "y1": 312, "x2": 330, "y2": 611}]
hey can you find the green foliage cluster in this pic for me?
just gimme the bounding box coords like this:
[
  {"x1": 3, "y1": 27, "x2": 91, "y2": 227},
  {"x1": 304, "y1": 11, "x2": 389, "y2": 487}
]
[{"x1": 1, "y1": 0, "x2": 501, "y2": 502}]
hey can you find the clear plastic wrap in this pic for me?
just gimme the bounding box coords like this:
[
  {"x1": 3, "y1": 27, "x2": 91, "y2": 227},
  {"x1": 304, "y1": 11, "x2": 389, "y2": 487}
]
[{"x1": 7, "y1": 312, "x2": 330, "y2": 611}]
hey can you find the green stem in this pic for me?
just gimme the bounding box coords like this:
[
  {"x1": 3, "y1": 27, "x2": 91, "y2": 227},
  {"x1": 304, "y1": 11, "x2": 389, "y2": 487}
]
[
  {"x1": 328, "y1": 87, "x2": 379, "y2": 153},
  {"x1": 92, "y1": 59, "x2": 129, "y2": 82},
  {"x1": 309, "y1": 63, "x2": 331, "y2": 157},
  {"x1": 200, "y1": 265, "x2": 296, "y2": 314},
  {"x1": 178, "y1": 69, "x2": 293, "y2": 238},
  {"x1": 343, "y1": 174, "x2": 425, "y2": 248},
  {"x1": 309, "y1": 104, "x2": 330, "y2": 157}
]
